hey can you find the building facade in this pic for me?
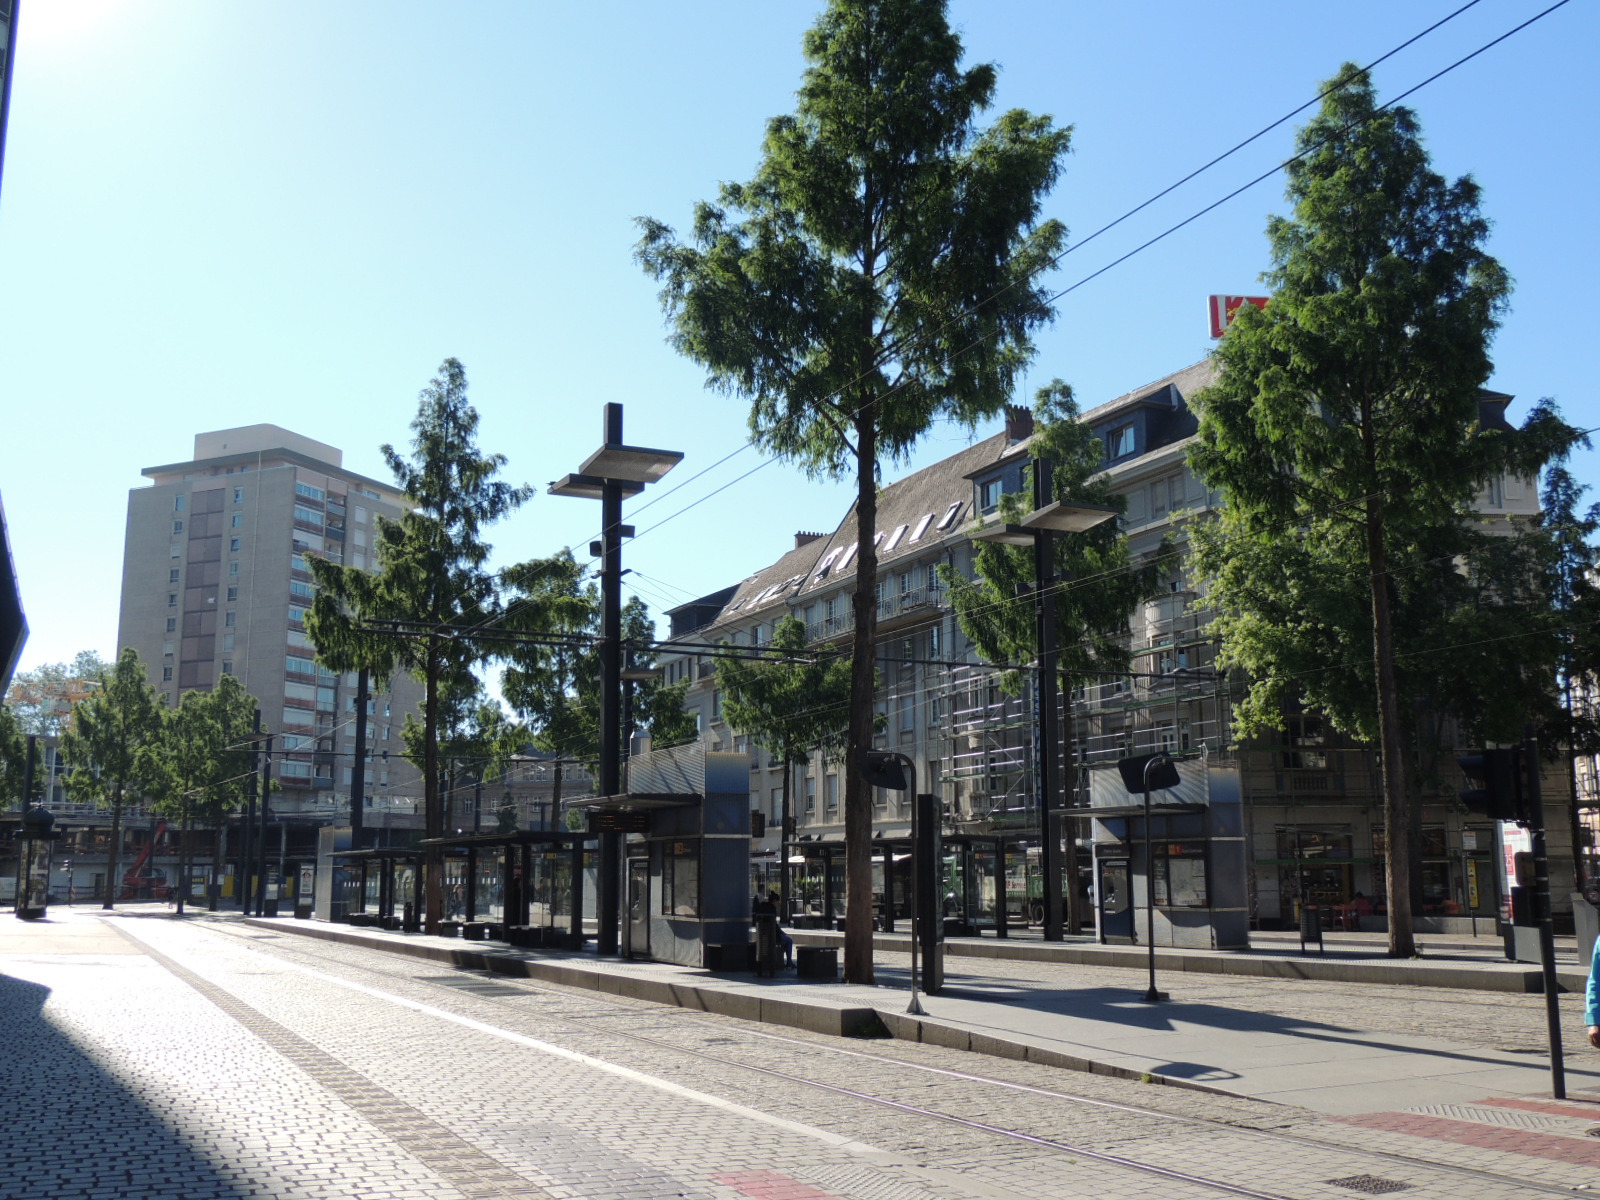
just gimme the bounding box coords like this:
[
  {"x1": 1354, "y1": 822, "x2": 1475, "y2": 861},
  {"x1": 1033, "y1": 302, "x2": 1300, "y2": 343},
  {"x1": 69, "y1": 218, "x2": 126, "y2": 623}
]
[
  {"x1": 658, "y1": 360, "x2": 1575, "y2": 938},
  {"x1": 116, "y1": 425, "x2": 426, "y2": 835}
]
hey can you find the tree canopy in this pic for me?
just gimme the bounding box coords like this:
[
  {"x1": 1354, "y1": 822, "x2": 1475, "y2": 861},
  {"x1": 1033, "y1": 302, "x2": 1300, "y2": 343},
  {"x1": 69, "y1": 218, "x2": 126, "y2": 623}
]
[
  {"x1": 637, "y1": 0, "x2": 1071, "y2": 983},
  {"x1": 1186, "y1": 64, "x2": 1570, "y2": 956},
  {"x1": 59, "y1": 648, "x2": 164, "y2": 909},
  {"x1": 308, "y1": 358, "x2": 531, "y2": 932}
]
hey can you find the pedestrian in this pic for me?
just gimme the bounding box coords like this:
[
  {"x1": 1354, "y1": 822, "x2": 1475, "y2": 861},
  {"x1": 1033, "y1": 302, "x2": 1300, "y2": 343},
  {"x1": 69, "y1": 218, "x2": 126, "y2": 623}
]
[
  {"x1": 768, "y1": 890, "x2": 793, "y2": 968},
  {"x1": 1586, "y1": 933, "x2": 1600, "y2": 1048}
]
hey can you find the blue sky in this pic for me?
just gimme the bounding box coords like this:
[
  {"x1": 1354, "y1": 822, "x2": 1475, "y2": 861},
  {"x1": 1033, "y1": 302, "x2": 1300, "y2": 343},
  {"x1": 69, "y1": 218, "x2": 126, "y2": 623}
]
[{"x1": 2, "y1": 0, "x2": 1595, "y2": 676}]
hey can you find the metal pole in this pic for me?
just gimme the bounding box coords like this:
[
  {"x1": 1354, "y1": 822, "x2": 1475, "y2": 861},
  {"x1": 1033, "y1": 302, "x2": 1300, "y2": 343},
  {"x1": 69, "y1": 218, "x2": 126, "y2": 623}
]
[
  {"x1": 350, "y1": 666, "x2": 369, "y2": 850},
  {"x1": 254, "y1": 736, "x2": 272, "y2": 916},
  {"x1": 597, "y1": 404, "x2": 625, "y2": 956},
  {"x1": 1032, "y1": 456, "x2": 1066, "y2": 942},
  {"x1": 1525, "y1": 727, "x2": 1566, "y2": 1100},
  {"x1": 1141, "y1": 757, "x2": 1167, "y2": 1002},
  {"x1": 900, "y1": 755, "x2": 924, "y2": 1015},
  {"x1": 241, "y1": 712, "x2": 259, "y2": 912}
]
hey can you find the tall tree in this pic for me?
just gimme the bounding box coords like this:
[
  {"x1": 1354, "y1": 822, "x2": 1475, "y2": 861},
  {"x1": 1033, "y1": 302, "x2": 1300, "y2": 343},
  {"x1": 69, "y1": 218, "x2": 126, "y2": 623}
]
[
  {"x1": 1540, "y1": 461, "x2": 1600, "y2": 888},
  {"x1": 59, "y1": 648, "x2": 164, "y2": 909},
  {"x1": 307, "y1": 359, "x2": 531, "y2": 933},
  {"x1": 941, "y1": 381, "x2": 1166, "y2": 932},
  {"x1": 1186, "y1": 64, "x2": 1560, "y2": 956},
  {"x1": 717, "y1": 615, "x2": 854, "y2": 910},
  {"x1": 637, "y1": 0, "x2": 1071, "y2": 982},
  {"x1": 147, "y1": 675, "x2": 259, "y2": 914}
]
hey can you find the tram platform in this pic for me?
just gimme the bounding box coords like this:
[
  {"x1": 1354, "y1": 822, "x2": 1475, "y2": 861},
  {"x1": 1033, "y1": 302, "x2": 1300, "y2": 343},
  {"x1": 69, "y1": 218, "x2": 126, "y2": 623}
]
[{"x1": 250, "y1": 913, "x2": 1600, "y2": 1116}]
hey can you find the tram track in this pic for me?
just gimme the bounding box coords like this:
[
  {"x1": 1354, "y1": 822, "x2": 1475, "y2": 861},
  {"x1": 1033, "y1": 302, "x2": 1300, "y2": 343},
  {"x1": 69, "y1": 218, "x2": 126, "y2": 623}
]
[{"x1": 186, "y1": 917, "x2": 1589, "y2": 1199}]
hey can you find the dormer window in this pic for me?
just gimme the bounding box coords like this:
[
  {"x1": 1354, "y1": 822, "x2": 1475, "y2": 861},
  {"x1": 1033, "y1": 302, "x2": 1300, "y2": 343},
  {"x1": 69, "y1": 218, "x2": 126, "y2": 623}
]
[
  {"x1": 935, "y1": 502, "x2": 963, "y2": 532},
  {"x1": 1106, "y1": 425, "x2": 1136, "y2": 459},
  {"x1": 978, "y1": 478, "x2": 1003, "y2": 514}
]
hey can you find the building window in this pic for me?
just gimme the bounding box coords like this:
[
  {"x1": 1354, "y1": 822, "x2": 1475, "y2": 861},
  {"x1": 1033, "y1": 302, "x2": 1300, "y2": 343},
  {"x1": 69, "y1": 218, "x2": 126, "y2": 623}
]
[
  {"x1": 825, "y1": 774, "x2": 839, "y2": 814},
  {"x1": 1106, "y1": 425, "x2": 1136, "y2": 459},
  {"x1": 167, "y1": 593, "x2": 177, "y2": 608},
  {"x1": 222, "y1": 662, "x2": 233, "y2": 676},
  {"x1": 231, "y1": 513, "x2": 243, "y2": 528},
  {"x1": 805, "y1": 776, "x2": 816, "y2": 815},
  {"x1": 229, "y1": 561, "x2": 240, "y2": 577},
  {"x1": 230, "y1": 537, "x2": 241, "y2": 552},
  {"x1": 174, "y1": 495, "x2": 186, "y2": 512},
  {"x1": 228, "y1": 586, "x2": 239, "y2": 602},
  {"x1": 161, "y1": 667, "x2": 173, "y2": 682},
  {"x1": 172, "y1": 520, "x2": 183, "y2": 534},
  {"x1": 233, "y1": 486, "x2": 245, "y2": 503},
  {"x1": 225, "y1": 611, "x2": 236, "y2": 628},
  {"x1": 169, "y1": 568, "x2": 180, "y2": 583},
  {"x1": 171, "y1": 543, "x2": 181, "y2": 558},
  {"x1": 978, "y1": 478, "x2": 1002, "y2": 513},
  {"x1": 165, "y1": 617, "x2": 177, "y2": 633},
  {"x1": 293, "y1": 505, "x2": 324, "y2": 527},
  {"x1": 295, "y1": 481, "x2": 326, "y2": 501}
]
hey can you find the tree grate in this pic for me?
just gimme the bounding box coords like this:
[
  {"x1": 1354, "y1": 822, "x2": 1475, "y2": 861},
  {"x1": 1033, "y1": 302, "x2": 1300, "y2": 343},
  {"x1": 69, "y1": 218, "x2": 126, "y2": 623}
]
[{"x1": 1324, "y1": 1176, "x2": 1414, "y2": 1194}]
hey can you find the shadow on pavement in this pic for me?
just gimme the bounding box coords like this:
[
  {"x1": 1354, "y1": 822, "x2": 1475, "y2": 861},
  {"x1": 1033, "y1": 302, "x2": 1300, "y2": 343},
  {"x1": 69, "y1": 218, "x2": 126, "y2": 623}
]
[{"x1": 0, "y1": 970, "x2": 255, "y2": 1199}]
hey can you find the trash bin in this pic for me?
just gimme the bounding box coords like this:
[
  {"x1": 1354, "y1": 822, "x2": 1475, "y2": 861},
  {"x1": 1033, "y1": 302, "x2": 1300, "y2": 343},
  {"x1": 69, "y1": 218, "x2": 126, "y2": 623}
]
[{"x1": 1299, "y1": 904, "x2": 1324, "y2": 955}]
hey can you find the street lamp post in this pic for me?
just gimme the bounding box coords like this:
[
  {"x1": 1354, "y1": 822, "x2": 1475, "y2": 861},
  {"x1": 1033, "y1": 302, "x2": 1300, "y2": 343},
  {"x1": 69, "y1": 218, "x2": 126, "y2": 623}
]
[
  {"x1": 550, "y1": 403, "x2": 681, "y2": 956},
  {"x1": 969, "y1": 466, "x2": 1116, "y2": 941}
]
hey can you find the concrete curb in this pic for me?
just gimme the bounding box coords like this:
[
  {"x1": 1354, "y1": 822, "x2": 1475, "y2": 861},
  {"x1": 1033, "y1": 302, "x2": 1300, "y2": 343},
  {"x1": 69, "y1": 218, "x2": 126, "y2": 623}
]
[{"x1": 821, "y1": 930, "x2": 1578, "y2": 994}]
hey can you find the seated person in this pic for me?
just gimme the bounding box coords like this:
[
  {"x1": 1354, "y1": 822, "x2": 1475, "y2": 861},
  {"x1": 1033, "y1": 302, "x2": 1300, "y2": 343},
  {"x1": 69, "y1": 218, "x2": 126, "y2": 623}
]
[{"x1": 768, "y1": 890, "x2": 794, "y2": 967}]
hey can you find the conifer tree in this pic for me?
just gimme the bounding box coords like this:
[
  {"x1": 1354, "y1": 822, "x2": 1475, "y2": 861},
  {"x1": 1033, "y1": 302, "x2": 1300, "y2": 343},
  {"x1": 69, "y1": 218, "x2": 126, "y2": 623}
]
[
  {"x1": 1187, "y1": 66, "x2": 1564, "y2": 955},
  {"x1": 638, "y1": 0, "x2": 1071, "y2": 982},
  {"x1": 308, "y1": 359, "x2": 530, "y2": 933},
  {"x1": 942, "y1": 381, "x2": 1165, "y2": 932}
]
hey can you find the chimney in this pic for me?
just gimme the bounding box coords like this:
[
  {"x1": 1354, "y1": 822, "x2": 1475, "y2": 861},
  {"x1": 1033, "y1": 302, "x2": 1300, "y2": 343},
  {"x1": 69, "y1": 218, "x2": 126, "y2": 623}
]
[
  {"x1": 794, "y1": 531, "x2": 825, "y2": 549},
  {"x1": 1004, "y1": 405, "x2": 1034, "y2": 443}
]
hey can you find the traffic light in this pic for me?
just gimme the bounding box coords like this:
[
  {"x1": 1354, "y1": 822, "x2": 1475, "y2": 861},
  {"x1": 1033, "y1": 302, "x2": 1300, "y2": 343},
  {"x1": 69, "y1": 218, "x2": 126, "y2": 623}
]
[{"x1": 1458, "y1": 748, "x2": 1520, "y2": 822}]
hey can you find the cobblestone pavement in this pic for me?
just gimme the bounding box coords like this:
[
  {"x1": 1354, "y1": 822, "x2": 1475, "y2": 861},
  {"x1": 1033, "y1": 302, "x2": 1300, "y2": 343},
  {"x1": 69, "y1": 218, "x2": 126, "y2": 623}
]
[{"x1": 4, "y1": 906, "x2": 1599, "y2": 1200}]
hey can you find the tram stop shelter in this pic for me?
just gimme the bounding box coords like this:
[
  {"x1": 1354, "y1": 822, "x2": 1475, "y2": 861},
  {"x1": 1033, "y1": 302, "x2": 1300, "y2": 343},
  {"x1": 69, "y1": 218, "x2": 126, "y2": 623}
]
[
  {"x1": 1087, "y1": 758, "x2": 1249, "y2": 949},
  {"x1": 419, "y1": 830, "x2": 588, "y2": 949},
  {"x1": 788, "y1": 832, "x2": 1036, "y2": 937},
  {"x1": 327, "y1": 847, "x2": 423, "y2": 931},
  {"x1": 570, "y1": 744, "x2": 750, "y2": 969}
]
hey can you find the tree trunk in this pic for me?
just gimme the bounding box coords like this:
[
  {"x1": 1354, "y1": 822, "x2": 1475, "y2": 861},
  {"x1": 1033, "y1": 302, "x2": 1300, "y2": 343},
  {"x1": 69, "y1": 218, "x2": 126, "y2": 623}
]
[
  {"x1": 176, "y1": 801, "x2": 191, "y2": 915},
  {"x1": 211, "y1": 823, "x2": 225, "y2": 911},
  {"x1": 1368, "y1": 490, "x2": 1415, "y2": 957},
  {"x1": 843, "y1": 410, "x2": 879, "y2": 985},
  {"x1": 103, "y1": 785, "x2": 122, "y2": 910}
]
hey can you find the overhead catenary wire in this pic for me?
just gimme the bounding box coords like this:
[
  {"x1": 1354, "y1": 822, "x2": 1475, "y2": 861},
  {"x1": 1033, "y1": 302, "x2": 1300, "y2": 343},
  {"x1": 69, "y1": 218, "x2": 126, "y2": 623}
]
[{"x1": 567, "y1": 1, "x2": 1566, "y2": 560}]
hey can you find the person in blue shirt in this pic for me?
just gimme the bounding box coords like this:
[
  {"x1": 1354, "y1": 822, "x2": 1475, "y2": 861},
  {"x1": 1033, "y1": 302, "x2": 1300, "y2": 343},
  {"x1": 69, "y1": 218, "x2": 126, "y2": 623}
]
[{"x1": 1588, "y1": 935, "x2": 1600, "y2": 1047}]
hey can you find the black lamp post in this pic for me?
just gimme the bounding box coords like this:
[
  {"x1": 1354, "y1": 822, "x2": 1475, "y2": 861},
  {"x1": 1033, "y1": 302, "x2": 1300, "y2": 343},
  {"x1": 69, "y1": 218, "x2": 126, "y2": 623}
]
[
  {"x1": 1117, "y1": 752, "x2": 1180, "y2": 1001},
  {"x1": 970, "y1": 466, "x2": 1116, "y2": 941},
  {"x1": 550, "y1": 403, "x2": 680, "y2": 955}
]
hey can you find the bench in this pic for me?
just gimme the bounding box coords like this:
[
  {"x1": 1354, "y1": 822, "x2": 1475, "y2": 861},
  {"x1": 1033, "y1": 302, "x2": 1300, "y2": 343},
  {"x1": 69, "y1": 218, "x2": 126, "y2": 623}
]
[{"x1": 795, "y1": 945, "x2": 837, "y2": 980}]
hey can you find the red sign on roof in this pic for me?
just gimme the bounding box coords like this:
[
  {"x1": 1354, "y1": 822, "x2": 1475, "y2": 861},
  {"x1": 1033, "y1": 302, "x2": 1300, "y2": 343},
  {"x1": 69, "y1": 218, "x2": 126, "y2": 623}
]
[{"x1": 1208, "y1": 294, "x2": 1269, "y2": 339}]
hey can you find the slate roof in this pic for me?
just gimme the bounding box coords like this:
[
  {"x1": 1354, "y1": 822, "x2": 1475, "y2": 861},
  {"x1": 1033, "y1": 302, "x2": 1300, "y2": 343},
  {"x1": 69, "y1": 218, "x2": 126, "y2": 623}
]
[
  {"x1": 792, "y1": 430, "x2": 1022, "y2": 599},
  {"x1": 1079, "y1": 358, "x2": 1218, "y2": 425}
]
